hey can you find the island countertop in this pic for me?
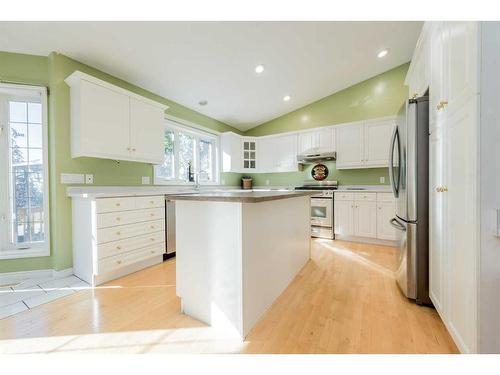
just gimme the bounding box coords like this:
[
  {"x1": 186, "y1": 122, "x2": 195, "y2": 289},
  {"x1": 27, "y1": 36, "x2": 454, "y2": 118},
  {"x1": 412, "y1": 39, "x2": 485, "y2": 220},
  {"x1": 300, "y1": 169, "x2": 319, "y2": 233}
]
[{"x1": 169, "y1": 190, "x2": 316, "y2": 203}]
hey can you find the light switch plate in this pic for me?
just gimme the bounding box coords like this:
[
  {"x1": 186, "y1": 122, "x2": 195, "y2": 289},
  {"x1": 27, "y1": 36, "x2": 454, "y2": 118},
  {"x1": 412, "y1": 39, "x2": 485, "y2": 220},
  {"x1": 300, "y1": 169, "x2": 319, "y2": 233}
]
[
  {"x1": 142, "y1": 176, "x2": 151, "y2": 185},
  {"x1": 61, "y1": 173, "x2": 85, "y2": 184},
  {"x1": 380, "y1": 176, "x2": 385, "y2": 184},
  {"x1": 85, "y1": 174, "x2": 94, "y2": 184}
]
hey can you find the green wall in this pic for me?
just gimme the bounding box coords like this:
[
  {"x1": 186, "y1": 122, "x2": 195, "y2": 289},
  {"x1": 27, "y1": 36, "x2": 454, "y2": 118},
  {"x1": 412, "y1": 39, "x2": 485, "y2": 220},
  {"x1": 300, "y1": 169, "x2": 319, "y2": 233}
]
[
  {"x1": 0, "y1": 51, "x2": 241, "y2": 273},
  {"x1": 243, "y1": 63, "x2": 409, "y2": 186}
]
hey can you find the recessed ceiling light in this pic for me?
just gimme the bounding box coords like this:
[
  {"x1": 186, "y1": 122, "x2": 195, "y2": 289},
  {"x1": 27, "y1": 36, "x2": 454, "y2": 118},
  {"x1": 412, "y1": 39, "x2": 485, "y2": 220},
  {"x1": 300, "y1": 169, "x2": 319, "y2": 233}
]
[
  {"x1": 255, "y1": 64, "x2": 265, "y2": 74},
  {"x1": 198, "y1": 100, "x2": 208, "y2": 106},
  {"x1": 377, "y1": 49, "x2": 390, "y2": 58},
  {"x1": 283, "y1": 95, "x2": 291, "y2": 102}
]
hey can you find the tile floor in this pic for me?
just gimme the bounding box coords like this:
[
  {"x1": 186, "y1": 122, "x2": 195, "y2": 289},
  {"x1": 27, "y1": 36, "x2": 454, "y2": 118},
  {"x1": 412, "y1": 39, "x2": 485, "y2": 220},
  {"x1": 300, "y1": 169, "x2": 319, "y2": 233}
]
[{"x1": 0, "y1": 275, "x2": 89, "y2": 319}]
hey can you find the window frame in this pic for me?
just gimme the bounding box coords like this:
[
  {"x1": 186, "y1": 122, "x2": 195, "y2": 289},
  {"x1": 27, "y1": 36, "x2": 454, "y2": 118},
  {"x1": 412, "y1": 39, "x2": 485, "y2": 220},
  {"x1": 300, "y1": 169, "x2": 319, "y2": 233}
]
[
  {"x1": 154, "y1": 120, "x2": 220, "y2": 186},
  {"x1": 0, "y1": 84, "x2": 50, "y2": 260}
]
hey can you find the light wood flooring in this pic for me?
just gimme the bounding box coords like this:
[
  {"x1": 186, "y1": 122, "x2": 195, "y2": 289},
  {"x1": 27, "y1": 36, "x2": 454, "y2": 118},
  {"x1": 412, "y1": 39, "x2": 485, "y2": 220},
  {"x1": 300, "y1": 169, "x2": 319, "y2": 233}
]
[{"x1": 0, "y1": 239, "x2": 458, "y2": 354}]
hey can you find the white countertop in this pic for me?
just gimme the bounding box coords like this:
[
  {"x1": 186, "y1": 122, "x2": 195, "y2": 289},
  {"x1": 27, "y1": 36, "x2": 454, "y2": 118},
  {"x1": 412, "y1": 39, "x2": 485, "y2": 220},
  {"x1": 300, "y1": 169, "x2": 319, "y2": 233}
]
[
  {"x1": 66, "y1": 185, "x2": 294, "y2": 198},
  {"x1": 335, "y1": 185, "x2": 392, "y2": 193}
]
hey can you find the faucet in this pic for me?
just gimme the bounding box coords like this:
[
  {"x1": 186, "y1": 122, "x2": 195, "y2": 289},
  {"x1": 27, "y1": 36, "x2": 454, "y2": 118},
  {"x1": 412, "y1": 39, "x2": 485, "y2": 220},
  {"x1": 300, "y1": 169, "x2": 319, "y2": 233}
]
[{"x1": 194, "y1": 170, "x2": 201, "y2": 191}]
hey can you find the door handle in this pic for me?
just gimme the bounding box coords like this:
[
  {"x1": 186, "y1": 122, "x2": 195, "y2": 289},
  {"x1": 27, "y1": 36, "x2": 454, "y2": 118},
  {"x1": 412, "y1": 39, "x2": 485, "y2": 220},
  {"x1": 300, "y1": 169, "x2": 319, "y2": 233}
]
[{"x1": 389, "y1": 217, "x2": 406, "y2": 231}]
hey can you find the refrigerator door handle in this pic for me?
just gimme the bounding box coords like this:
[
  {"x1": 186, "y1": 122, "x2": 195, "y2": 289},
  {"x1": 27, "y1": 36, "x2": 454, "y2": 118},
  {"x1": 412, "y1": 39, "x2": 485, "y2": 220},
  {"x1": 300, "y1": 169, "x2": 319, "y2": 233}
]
[
  {"x1": 390, "y1": 217, "x2": 406, "y2": 231},
  {"x1": 388, "y1": 126, "x2": 399, "y2": 198}
]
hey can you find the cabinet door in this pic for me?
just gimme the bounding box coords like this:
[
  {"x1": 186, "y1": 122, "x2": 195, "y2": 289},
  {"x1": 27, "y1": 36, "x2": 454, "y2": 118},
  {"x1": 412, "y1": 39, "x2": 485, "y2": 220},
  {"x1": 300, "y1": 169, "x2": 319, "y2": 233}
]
[
  {"x1": 444, "y1": 96, "x2": 478, "y2": 353},
  {"x1": 275, "y1": 134, "x2": 298, "y2": 172},
  {"x1": 79, "y1": 80, "x2": 130, "y2": 159},
  {"x1": 445, "y1": 22, "x2": 479, "y2": 113},
  {"x1": 297, "y1": 131, "x2": 316, "y2": 154},
  {"x1": 364, "y1": 119, "x2": 394, "y2": 167},
  {"x1": 429, "y1": 22, "x2": 447, "y2": 133},
  {"x1": 354, "y1": 201, "x2": 377, "y2": 238},
  {"x1": 242, "y1": 138, "x2": 257, "y2": 171},
  {"x1": 257, "y1": 137, "x2": 274, "y2": 173},
  {"x1": 129, "y1": 98, "x2": 165, "y2": 164},
  {"x1": 335, "y1": 124, "x2": 364, "y2": 169},
  {"x1": 220, "y1": 133, "x2": 242, "y2": 172},
  {"x1": 376, "y1": 201, "x2": 397, "y2": 240},
  {"x1": 316, "y1": 127, "x2": 335, "y2": 151},
  {"x1": 429, "y1": 127, "x2": 445, "y2": 314},
  {"x1": 334, "y1": 200, "x2": 353, "y2": 237}
]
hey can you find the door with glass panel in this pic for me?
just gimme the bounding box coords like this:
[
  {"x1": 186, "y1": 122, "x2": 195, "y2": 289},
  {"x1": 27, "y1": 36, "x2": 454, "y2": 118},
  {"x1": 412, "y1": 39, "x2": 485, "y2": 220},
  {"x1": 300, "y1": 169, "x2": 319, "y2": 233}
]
[{"x1": 0, "y1": 85, "x2": 49, "y2": 258}]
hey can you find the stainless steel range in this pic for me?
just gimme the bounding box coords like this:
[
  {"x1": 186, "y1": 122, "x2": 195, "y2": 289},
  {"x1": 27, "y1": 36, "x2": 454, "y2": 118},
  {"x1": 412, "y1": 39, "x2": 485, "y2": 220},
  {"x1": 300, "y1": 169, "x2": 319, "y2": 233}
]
[{"x1": 295, "y1": 181, "x2": 338, "y2": 239}]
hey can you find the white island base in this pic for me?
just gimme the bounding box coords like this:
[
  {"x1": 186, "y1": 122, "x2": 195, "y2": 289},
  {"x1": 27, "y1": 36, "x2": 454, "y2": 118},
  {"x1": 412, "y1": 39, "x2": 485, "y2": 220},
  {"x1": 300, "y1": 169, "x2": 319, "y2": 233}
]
[{"x1": 174, "y1": 193, "x2": 311, "y2": 339}]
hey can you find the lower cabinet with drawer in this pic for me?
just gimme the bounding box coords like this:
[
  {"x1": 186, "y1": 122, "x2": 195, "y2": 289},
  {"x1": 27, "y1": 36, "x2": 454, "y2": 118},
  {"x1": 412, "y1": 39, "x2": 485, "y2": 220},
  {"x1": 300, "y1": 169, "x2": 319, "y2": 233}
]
[
  {"x1": 72, "y1": 195, "x2": 166, "y2": 286},
  {"x1": 334, "y1": 191, "x2": 397, "y2": 244}
]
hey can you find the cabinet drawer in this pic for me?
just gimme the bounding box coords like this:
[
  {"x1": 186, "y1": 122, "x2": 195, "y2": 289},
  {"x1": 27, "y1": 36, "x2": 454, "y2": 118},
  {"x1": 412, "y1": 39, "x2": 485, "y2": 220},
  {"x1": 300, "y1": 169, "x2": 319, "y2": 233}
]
[
  {"x1": 96, "y1": 197, "x2": 136, "y2": 213},
  {"x1": 97, "y1": 231, "x2": 165, "y2": 259},
  {"x1": 354, "y1": 192, "x2": 376, "y2": 202},
  {"x1": 97, "y1": 207, "x2": 164, "y2": 228},
  {"x1": 135, "y1": 195, "x2": 165, "y2": 210},
  {"x1": 334, "y1": 192, "x2": 354, "y2": 201},
  {"x1": 97, "y1": 219, "x2": 165, "y2": 244},
  {"x1": 377, "y1": 192, "x2": 395, "y2": 202},
  {"x1": 98, "y1": 243, "x2": 165, "y2": 275}
]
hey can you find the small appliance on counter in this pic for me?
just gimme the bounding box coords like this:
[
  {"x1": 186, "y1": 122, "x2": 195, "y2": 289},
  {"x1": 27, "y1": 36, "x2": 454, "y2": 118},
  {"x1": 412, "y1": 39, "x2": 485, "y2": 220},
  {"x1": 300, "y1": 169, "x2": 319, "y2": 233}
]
[
  {"x1": 241, "y1": 177, "x2": 253, "y2": 190},
  {"x1": 295, "y1": 180, "x2": 338, "y2": 239}
]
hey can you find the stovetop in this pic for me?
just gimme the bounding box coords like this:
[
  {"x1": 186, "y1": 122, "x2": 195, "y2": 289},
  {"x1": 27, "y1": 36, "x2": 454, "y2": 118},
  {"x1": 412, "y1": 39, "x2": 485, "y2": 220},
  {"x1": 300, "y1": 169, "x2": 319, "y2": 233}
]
[{"x1": 294, "y1": 180, "x2": 338, "y2": 191}]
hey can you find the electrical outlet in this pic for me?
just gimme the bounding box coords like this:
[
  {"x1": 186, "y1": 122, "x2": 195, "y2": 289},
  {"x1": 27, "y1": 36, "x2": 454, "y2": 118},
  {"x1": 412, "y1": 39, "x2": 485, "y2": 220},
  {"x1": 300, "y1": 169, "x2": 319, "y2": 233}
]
[
  {"x1": 142, "y1": 176, "x2": 151, "y2": 185},
  {"x1": 85, "y1": 174, "x2": 94, "y2": 184},
  {"x1": 380, "y1": 176, "x2": 385, "y2": 184},
  {"x1": 266, "y1": 179, "x2": 270, "y2": 186}
]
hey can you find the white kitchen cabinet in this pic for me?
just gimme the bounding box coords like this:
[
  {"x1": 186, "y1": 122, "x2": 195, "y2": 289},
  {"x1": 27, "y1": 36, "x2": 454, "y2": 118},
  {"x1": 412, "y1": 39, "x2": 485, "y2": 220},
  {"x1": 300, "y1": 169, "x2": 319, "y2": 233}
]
[
  {"x1": 406, "y1": 23, "x2": 432, "y2": 99},
  {"x1": 65, "y1": 71, "x2": 168, "y2": 164},
  {"x1": 423, "y1": 21, "x2": 483, "y2": 353},
  {"x1": 274, "y1": 134, "x2": 298, "y2": 172},
  {"x1": 335, "y1": 124, "x2": 364, "y2": 168},
  {"x1": 220, "y1": 132, "x2": 243, "y2": 172},
  {"x1": 353, "y1": 200, "x2": 377, "y2": 238},
  {"x1": 334, "y1": 200, "x2": 354, "y2": 237},
  {"x1": 242, "y1": 138, "x2": 258, "y2": 171},
  {"x1": 257, "y1": 137, "x2": 274, "y2": 173},
  {"x1": 364, "y1": 119, "x2": 395, "y2": 167},
  {"x1": 72, "y1": 195, "x2": 165, "y2": 286},
  {"x1": 336, "y1": 119, "x2": 394, "y2": 169},
  {"x1": 334, "y1": 192, "x2": 395, "y2": 243},
  {"x1": 129, "y1": 97, "x2": 165, "y2": 163},
  {"x1": 297, "y1": 127, "x2": 335, "y2": 154},
  {"x1": 376, "y1": 200, "x2": 397, "y2": 241}
]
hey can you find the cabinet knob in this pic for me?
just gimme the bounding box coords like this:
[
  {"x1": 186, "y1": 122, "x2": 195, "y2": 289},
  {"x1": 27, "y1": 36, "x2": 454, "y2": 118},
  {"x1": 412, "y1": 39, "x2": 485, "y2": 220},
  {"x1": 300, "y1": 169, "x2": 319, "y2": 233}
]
[
  {"x1": 126, "y1": 147, "x2": 131, "y2": 151},
  {"x1": 150, "y1": 200, "x2": 154, "y2": 204},
  {"x1": 116, "y1": 246, "x2": 121, "y2": 250},
  {"x1": 150, "y1": 238, "x2": 155, "y2": 242},
  {"x1": 116, "y1": 217, "x2": 121, "y2": 221},
  {"x1": 117, "y1": 260, "x2": 122, "y2": 265},
  {"x1": 151, "y1": 250, "x2": 155, "y2": 254},
  {"x1": 442, "y1": 186, "x2": 448, "y2": 192},
  {"x1": 132, "y1": 148, "x2": 136, "y2": 152},
  {"x1": 150, "y1": 213, "x2": 155, "y2": 217},
  {"x1": 436, "y1": 187, "x2": 441, "y2": 192},
  {"x1": 150, "y1": 225, "x2": 155, "y2": 229},
  {"x1": 116, "y1": 231, "x2": 121, "y2": 235},
  {"x1": 116, "y1": 202, "x2": 121, "y2": 207}
]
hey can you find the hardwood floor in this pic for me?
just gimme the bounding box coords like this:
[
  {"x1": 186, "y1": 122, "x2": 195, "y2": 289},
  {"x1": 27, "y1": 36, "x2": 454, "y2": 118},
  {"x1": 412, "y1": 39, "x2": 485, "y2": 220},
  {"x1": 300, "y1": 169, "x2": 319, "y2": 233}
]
[{"x1": 0, "y1": 239, "x2": 458, "y2": 354}]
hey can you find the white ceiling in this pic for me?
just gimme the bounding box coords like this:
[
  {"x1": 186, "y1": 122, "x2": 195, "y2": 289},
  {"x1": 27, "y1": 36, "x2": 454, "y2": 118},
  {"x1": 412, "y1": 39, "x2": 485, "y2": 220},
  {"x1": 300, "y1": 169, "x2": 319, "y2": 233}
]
[{"x1": 0, "y1": 22, "x2": 422, "y2": 131}]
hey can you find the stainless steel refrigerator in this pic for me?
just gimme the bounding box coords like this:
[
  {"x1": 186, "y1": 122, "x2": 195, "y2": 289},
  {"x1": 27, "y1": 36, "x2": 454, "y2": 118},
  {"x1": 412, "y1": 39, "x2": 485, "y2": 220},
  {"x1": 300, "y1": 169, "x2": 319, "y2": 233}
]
[{"x1": 388, "y1": 95, "x2": 431, "y2": 305}]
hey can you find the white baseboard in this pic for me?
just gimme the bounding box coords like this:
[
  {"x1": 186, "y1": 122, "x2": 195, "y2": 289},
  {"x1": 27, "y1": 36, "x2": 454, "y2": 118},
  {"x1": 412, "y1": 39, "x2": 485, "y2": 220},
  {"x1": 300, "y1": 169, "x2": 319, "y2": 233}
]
[
  {"x1": 334, "y1": 235, "x2": 398, "y2": 247},
  {"x1": 0, "y1": 267, "x2": 74, "y2": 286}
]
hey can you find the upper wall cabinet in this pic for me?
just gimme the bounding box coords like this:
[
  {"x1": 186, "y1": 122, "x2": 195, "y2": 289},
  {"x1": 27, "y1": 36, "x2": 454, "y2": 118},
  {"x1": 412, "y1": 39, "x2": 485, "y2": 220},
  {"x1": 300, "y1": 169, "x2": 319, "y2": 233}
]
[
  {"x1": 221, "y1": 132, "x2": 243, "y2": 173},
  {"x1": 297, "y1": 127, "x2": 335, "y2": 154},
  {"x1": 65, "y1": 71, "x2": 168, "y2": 164},
  {"x1": 259, "y1": 134, "x2": 298, "y2": 173},
  {"x1": 406, "y1": 23, "x2": 432, "y2": 99},
  {"x1": 336, "y1": 118, "x2": 395, "y2": 169}
]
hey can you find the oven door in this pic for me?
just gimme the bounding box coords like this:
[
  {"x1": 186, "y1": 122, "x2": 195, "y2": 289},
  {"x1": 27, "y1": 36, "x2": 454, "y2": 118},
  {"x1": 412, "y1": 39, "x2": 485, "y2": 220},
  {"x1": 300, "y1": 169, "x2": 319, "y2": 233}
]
[{"x1": 310, "y1": 197, "x2": 332, "y2": 227}]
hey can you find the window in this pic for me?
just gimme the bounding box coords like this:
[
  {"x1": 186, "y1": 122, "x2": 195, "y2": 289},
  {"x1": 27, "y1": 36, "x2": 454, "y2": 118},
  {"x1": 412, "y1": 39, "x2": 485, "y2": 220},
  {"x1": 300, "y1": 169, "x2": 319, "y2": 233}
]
[
  {"x1": 0, "y1": 84, "x2": 49, "y2": 259},
  {"x1": 154, "y1": 121, "x2": 219, "y2": 185}
]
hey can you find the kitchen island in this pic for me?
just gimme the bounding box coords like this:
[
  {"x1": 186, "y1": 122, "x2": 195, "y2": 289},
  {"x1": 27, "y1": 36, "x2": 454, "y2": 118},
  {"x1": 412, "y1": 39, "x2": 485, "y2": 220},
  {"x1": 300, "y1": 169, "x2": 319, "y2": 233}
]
[{"x1": 170, "y1": 190, "x2": 314, "y2": 339}]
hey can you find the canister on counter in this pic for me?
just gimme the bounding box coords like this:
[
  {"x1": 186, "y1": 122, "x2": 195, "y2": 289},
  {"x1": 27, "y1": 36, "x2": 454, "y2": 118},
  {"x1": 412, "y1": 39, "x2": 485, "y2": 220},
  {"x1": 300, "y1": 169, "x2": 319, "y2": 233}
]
[{"x1": 241, "y1": 177, "x2": 253, "y2": 190}]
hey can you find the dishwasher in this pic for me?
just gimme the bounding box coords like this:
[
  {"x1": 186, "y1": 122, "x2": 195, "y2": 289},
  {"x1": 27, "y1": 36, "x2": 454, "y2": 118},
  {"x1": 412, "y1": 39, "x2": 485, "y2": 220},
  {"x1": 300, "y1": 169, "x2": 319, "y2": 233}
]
[{"x1": 164, "y1": 197, "x2": 176, "y2": 260}]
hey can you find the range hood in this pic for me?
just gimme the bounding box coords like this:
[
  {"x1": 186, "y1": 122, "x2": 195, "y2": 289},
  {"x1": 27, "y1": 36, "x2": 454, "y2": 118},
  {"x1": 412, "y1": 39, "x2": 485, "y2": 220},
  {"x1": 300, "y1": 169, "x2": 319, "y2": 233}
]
[{"x1": 297, "y1": 147, "x2": 336, "y2": 163}]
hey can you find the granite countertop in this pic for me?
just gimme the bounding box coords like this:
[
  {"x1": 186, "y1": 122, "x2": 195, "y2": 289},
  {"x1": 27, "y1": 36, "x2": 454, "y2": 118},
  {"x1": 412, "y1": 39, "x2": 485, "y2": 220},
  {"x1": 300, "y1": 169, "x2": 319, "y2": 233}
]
[
  {"x1": 335, "y1": 185, "x2": 392, "y2": 193},
  {"x1": 169, "y1": 190, "x2": 316, "y2": 203}
]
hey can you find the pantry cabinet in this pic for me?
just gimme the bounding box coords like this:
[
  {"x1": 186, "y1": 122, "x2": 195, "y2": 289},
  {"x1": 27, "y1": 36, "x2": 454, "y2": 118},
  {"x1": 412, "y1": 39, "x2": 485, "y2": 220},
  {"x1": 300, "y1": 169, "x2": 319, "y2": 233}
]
[
  {"x1": 336, "y1": 118, "x2": 395, "y2": 169},
  {"x1": 334, "y1": 192, "x2": 396, "y2": 242},
  {"x1": 414, "y1": 21, "x2": 482, "y2": 353},
  {"x1": 65, "y1": 71, "x2": 168, "y2": 164}
]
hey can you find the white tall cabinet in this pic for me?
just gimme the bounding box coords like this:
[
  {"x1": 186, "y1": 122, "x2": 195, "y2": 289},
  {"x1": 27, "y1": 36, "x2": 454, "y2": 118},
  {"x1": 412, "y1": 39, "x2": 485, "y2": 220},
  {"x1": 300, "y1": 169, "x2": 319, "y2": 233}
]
[{"x1": 408, "y1": 21, "x2": 500, "y2": 353}]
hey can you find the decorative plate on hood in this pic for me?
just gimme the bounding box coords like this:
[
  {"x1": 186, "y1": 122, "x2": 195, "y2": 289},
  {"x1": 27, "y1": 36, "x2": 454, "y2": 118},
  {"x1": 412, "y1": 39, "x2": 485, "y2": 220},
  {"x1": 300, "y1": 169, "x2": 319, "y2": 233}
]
[{"x1": 311, "y1": 164, "x2": 328, "y2": 181}]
